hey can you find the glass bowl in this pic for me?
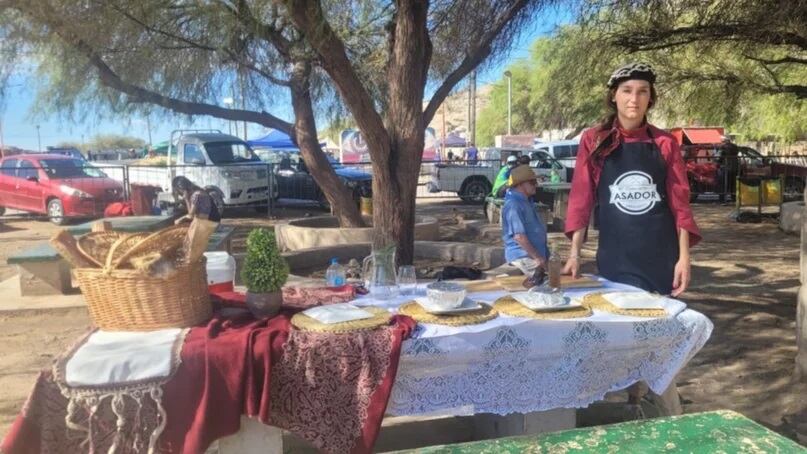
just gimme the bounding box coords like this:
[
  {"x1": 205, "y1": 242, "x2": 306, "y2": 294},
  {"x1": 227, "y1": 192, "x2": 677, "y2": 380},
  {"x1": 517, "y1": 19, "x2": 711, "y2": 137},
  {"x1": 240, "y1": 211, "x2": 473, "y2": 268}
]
[{"x1": 425, "y1": 282, "x2": 467, "y2": 310}]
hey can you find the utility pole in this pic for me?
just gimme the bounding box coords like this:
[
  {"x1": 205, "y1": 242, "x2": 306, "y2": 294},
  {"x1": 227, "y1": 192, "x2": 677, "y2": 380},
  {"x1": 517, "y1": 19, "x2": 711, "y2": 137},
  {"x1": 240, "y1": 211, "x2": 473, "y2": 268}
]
[
  {"x1": 36, "y1": 124, "x2": 41, "y2": 152},
  {"x1": 470, "y1": 70, "x2": 477, "y2": 145},
  {"x1": 145, "y1": 115, "x2": 153, "y2": 146},
  {"x1": 441, "y1": 102, "x2": 446, "y2": 159},
  {"x1": 504, "y1": 71, "x2": 512, "y2": 136},
  {"x1": 240, "y1": 70, "x2": 248, "y2": 140},
  {"x1": 0, "y1": 118, "x2": 4, "y2": 153}
]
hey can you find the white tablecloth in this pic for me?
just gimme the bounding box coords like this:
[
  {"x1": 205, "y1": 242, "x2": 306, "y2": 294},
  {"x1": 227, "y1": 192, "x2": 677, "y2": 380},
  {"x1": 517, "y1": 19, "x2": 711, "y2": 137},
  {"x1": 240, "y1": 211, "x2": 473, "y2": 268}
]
[{"x1": 353, "y1": 277, "x2": 713, "y2": 417}]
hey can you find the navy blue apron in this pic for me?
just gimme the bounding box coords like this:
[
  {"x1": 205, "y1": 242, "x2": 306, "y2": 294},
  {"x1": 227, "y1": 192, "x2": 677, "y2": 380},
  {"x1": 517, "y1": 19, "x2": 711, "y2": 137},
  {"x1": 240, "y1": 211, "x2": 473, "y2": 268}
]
[{"x1": 595, "y1": 132, "x2": 679, "y2": 294}]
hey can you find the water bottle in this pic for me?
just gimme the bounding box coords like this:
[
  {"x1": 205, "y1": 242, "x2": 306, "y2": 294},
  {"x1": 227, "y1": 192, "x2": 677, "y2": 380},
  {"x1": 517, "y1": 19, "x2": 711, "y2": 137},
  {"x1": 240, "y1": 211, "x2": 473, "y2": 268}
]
[{"x1": 325, "y1": 258, "x2": 346, "y2": 287}]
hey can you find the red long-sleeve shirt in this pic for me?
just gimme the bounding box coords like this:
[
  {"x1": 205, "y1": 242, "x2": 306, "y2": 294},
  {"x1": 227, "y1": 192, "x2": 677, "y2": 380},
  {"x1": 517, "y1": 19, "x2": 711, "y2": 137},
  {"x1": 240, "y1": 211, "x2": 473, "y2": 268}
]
[{"x1": 565, "y1": 122, "x2": 702, "y2": 247}]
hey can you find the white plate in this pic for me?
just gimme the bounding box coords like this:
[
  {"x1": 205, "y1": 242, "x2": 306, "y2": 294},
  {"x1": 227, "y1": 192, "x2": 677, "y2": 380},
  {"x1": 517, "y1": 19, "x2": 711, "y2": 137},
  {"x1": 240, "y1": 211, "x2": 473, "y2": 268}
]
[
  {"x1": 511, "y1": 292, "x2": 580, "y2": 312},
  {"x1": 414, "y1": 297, "x2": 484, "y2": 315},
  {"x1": 603, "y1": 292, "x2": 664, "y2": 309}
]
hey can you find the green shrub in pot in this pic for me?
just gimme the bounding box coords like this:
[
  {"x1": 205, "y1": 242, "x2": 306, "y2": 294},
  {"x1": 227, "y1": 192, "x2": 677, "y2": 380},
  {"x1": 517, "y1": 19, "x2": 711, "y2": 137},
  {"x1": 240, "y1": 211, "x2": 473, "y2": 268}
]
[{"x1": 241, "y1": 228, "x2": 289, "y2": 317}]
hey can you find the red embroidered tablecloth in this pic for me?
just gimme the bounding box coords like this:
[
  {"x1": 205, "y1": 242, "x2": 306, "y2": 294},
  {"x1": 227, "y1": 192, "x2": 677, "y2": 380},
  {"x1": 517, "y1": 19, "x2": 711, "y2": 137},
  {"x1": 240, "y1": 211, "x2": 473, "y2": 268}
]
[{"x1": 1, "y1": 308, "x2": 415, "y2": 454}]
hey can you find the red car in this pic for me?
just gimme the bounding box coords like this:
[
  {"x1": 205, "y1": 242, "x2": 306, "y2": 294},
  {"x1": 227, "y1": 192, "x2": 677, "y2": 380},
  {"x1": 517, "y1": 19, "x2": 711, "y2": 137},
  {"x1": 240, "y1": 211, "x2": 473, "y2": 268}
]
[{"x1": 0, "y1": 154, "x2": 124, "y2": 224}]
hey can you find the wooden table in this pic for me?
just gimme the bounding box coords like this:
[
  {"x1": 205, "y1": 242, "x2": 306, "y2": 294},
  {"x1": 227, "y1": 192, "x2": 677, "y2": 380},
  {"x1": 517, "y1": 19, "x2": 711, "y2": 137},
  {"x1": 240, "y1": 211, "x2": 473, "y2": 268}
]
[{"x1": 538, "y1": 182, "x2": 571, "y2": 231}]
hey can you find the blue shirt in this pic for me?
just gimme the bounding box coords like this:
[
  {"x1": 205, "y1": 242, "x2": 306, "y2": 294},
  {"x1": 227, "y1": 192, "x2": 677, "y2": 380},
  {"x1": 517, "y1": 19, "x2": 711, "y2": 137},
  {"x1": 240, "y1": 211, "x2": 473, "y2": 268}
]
[{"x1": 502, "y1": 189, "x2": 549, "y2": 263}]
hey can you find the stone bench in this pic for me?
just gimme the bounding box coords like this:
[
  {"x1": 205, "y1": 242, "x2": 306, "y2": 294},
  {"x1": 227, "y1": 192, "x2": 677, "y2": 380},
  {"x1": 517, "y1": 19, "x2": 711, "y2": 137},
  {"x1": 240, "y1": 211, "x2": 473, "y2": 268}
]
[
  {"x1": 484, "y1": 197, "x2": 552, "y2": 227},
  {"x1": 8, "y1": 223, "x2": 234, "y2": 296}
]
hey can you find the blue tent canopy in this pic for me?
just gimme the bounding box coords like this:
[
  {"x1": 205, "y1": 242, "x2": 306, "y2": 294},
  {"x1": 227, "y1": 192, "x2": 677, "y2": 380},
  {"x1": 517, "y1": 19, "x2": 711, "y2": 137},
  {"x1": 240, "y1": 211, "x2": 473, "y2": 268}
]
[
  {"x1": 440, "y1": 132, "x2": 467, "y2": 147},
  {"x1": 248, "y1": 129, "x2": 327, "y2": 150},
  {"x1": 248, "y1": 129, "x2": 297, "y2": 149}
]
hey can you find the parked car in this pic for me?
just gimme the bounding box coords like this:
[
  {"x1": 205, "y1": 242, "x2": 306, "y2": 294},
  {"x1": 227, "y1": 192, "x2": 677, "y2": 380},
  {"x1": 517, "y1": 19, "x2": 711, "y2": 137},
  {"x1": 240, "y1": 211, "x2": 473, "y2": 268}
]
[
  {"x1": 93, "y1": 130, "x2": 271, "y2": 215},
  {"x1": 45, "y1": 146, "x2": 86, "y2": 160},
  {"x1": 255, "y1": 149, "x2": 372, "y2": 208},
  {"x1": 683, "y1": 143, "x2": 807, "y2": 202},
  {"x1": 532, "y1": 140, "x2": 580, "y2": 169},
  {"x1": 0, "y1": 154, "x2": 124, "y2": 224},
  {"x1": 428, "y1": 147, "x2": 569, "y2": 203}
]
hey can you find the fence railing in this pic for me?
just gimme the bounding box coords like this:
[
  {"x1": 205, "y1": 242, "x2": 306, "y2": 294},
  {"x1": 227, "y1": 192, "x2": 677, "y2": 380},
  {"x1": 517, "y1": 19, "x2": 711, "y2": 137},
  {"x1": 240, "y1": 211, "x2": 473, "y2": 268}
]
[{"x1": 0, "y1": 154, "x2": 803, "y2": 224}]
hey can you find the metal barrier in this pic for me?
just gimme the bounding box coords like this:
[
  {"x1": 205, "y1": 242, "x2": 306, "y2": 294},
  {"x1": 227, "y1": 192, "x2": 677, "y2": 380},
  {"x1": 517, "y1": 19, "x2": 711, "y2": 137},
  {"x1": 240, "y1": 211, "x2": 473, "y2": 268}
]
[{"x1": 2, "y1": 152, "x2": 800, "y2": 224}]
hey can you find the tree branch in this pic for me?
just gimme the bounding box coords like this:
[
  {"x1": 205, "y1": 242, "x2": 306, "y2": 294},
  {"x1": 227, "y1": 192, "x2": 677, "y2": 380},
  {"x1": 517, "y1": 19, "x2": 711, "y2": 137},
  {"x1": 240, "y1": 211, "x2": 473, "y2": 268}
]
[
  {"x1": 278, "y1": 0, "x2": 390, "y2": 156},
  {"x1": 423, "y1": 0, "x2": 532, "y2": 125},
  {"x1": 58, "y1": 31, "x2": 294, "y2": 132},
  {"x1": 744, "y1": 55, "x2": 807, "y2": 65}
]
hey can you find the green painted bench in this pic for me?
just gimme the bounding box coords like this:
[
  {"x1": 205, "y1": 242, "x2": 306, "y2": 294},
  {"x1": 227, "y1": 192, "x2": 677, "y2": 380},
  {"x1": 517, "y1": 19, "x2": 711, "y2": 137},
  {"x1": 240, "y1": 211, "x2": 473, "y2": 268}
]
[
  {"x1": 390, "y1": 410, "x2": 806, "y2": 453},
  {"x1": 8, "y1": 220, "x2": 234, "y2": 296},
  {"x1": 65, "y1": 215, "x2": 175, "y2": 235}
]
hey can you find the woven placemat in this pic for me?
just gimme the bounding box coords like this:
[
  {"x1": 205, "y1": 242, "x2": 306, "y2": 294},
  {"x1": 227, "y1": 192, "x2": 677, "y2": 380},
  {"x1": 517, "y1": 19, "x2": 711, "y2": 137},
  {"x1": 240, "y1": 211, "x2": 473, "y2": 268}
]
[
  {"x1": 291, "y1": 306, "x2": 393, "y2": 333},
  {"x1": 493, "y1": 296, "x2": 593, "y2": 320},
  {"x1": 582, "y1": 293, "x2": 667, "y2": 318},
  {"x1": 398, "y1": 301, "x2": 498, "y2": 326}
]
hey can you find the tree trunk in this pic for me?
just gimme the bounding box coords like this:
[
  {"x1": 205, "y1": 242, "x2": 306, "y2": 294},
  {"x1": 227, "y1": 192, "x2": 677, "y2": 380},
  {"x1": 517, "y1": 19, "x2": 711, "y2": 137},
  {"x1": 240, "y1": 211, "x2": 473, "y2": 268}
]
[
  {"x1": 289, "y1": 63, "x2": 365, "y2": 228},
  {"x1": 370, "y1": 0, "x2": 431, "y2": 265}
]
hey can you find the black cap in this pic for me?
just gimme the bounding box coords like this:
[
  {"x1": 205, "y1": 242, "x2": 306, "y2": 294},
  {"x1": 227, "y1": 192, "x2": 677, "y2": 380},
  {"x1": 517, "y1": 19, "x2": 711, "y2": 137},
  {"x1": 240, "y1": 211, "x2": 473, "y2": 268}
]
[{"x1": 607, "y1": 63, "x2": 657, "y2": 88}]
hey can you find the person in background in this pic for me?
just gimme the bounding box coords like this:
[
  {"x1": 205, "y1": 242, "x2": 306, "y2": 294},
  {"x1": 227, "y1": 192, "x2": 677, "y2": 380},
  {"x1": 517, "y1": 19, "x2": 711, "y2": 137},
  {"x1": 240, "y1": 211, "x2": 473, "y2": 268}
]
[
  {"x1": 502, "y1": 165, "x2": 549, "y2": 280},
  {"x1": 717, "y1": 135, "x2": 740, "y2": 201},
  {"x1": 464, "y1": 142, "x2": 478, "y2": 165},
  {"x1": 172, "y1": 176, "x2": 221, "y2": 224},
  {"x1": 447, "y1": 150, "x2": 455, "y2": 162},
  {"x1": 562, "y1": 63, "x2": 700, "y2": 296},
  {"x1": 492, "y1": 155, "x2": 519, "y2": 198}
]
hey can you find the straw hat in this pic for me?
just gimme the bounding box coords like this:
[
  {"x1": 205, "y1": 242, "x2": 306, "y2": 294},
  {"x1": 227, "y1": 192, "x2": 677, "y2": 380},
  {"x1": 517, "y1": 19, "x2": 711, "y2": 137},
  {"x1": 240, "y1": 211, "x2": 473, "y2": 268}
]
[{"x1": 509, "y1": 165, "x2": 537, "y2": 187}]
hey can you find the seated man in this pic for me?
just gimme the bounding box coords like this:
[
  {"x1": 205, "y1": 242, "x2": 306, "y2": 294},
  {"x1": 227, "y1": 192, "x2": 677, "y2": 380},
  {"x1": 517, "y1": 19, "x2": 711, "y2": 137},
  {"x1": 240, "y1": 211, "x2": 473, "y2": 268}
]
[
  {"x1": 491, "y1": 155, "x2": 518, "y2": 198},
  {"x1": 502, "y1": 165, "x2": 549, "y2": 281}
]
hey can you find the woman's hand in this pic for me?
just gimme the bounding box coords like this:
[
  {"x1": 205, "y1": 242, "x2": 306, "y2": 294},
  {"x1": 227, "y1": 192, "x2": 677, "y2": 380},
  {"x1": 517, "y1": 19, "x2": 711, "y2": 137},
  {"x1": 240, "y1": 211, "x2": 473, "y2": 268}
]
[
  {"x1": 562, "y1": 256, "x2": 580, "y2": 278},
  {"x1": 671, "y1": 257, "x2": 691, "y2": 297}
]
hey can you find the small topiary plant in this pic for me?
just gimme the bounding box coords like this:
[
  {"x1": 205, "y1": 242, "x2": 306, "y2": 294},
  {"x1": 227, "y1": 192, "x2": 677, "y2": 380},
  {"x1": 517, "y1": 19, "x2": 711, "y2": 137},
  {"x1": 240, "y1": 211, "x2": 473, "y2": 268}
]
[{"x1": 241, "y1": 228, "x2": 289, "y2": 294}]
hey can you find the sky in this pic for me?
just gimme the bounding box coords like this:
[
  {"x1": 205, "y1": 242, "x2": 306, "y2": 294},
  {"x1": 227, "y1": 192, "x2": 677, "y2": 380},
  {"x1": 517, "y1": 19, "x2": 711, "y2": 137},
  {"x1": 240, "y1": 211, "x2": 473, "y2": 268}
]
[{"x1": 0, "y1": 7, "x2": 571, "y2": 151}]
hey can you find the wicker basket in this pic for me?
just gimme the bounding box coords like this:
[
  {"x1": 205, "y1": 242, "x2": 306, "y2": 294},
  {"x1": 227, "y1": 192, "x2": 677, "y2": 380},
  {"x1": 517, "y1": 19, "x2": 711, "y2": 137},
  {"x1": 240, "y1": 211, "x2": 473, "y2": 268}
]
[{"x1": 74, "y1": 259, "x2": 212, "y2": 331}]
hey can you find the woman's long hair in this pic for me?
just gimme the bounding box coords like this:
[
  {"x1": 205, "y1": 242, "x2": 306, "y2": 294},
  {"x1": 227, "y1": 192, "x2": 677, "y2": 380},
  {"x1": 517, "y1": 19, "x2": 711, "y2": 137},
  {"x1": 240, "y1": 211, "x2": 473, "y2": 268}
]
[
  {"x1": 171, "y1": 176, "x2": 202, "y2": 199},
  {"x1": 589, "y1": 84, "x2": 658, "y2": 162}
]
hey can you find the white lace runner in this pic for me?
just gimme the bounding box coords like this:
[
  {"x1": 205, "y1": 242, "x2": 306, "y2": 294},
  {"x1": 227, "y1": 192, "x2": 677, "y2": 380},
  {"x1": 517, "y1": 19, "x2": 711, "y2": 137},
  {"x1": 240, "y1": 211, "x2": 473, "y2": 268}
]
[{"x1": 387, "y1": 302, "x2": 712, "y2": 417}]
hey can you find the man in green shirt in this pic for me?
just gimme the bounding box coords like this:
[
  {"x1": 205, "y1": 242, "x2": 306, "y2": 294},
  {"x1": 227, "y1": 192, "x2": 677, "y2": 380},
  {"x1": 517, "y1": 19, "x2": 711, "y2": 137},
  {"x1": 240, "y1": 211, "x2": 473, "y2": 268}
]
[{"x1": 491, "y1": 155, "x2": 518, "y2": 198}]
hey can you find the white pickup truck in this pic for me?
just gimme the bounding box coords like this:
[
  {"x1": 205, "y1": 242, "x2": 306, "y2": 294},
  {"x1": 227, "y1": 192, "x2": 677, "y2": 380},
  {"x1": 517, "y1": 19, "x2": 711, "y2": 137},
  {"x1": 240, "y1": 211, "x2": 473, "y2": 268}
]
[
  {"x1": 427, "y1": 147, "x2": 569, "y2": 203},
  {"x1": 95, "y1": 130, "x2": 271, "y2": 214}
]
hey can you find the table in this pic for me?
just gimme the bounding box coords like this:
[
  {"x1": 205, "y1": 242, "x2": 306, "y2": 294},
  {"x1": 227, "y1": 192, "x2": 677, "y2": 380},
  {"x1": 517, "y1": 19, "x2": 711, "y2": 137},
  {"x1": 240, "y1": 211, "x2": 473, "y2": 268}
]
[
  {"x1": 388, "y1": 410, "x2": 807, "y2": 453},
  {"x1": 538, "y1": 182, "x2": 571, "y2": 231},
  {"x1": 355, "y1": 278, "x2": 712, "y2": 419},
  {"x1": 217, "y1": 278, "x2": 712, "y2": 452}
]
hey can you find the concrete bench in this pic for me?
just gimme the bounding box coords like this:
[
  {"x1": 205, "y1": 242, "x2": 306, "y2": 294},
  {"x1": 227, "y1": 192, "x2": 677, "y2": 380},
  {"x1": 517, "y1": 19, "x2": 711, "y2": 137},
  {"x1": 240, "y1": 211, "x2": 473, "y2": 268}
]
[
  {"x1": 387, "y1": 410, "x2": 805, "y2": 453},
  {"x1": 8, "y1": 223, "x2": 235, "y2": 296},
  {"x1": 484, "y1": 197, "x2": 552, "y2": 227}
]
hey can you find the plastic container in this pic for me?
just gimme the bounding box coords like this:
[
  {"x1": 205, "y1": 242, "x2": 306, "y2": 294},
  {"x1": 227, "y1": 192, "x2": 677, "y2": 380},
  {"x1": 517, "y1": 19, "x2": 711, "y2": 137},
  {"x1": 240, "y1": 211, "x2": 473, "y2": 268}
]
[
  {"x1": 325, "y1": 258, "x2": 346, "y2": 287},
  {"x1": 204, "y1": 251, "x2": 236, "y2": 293}
]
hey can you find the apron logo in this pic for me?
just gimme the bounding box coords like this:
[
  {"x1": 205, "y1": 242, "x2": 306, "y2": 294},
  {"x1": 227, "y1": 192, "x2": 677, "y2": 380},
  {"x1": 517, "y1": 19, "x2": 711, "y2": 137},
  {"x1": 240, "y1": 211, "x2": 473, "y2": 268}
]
[{"x1": 608, "y1": 171, "x2": 661, "y2": 215}]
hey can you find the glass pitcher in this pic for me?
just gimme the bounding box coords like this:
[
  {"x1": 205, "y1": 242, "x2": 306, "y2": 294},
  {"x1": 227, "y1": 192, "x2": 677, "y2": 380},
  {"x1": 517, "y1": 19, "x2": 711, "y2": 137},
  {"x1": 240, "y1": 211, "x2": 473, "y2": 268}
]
[{"x1": 362, "y1": 246, "x2": 399, "y2": 298}]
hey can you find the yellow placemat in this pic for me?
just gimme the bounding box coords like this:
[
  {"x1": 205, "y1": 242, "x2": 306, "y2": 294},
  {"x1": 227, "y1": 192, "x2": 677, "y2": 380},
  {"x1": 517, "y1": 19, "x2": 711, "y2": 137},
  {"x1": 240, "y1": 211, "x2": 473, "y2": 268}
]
[
  {"x1": 582, "y1": 293, "x2": 667, "y2": 318},
  {"x1": 495, "y1": 275, "x2": 604, "y2": 292},
  {"x1": 398, "y1": 301, "x2": 498, "y2": 326},
  {"x1": 493, "y1": 296, "x2": 593, "y2": 320},
  {"x1": 291, "y1": 306, "x2": 393, "y2": 333}
]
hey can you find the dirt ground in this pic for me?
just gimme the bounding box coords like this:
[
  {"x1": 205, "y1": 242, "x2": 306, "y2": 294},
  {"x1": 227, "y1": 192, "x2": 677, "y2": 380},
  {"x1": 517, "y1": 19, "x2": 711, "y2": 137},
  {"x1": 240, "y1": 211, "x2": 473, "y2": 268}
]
[{"x1": 0, "y1": 201, "x2": 805, "y2": 445}]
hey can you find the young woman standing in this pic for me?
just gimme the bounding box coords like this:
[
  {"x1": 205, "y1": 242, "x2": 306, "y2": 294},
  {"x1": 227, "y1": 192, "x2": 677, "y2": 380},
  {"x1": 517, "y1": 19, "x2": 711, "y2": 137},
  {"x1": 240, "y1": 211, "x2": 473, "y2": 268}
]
[{"x1": 562, "y1": 63, "x2": 700, "y2": 297}]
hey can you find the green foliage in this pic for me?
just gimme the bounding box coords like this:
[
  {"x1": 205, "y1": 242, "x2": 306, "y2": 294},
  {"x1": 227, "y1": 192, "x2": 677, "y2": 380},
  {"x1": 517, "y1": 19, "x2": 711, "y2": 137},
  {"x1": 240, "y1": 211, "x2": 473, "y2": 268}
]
[
  {"x1": 477, "y1": 22, "x2": 806, "y2": 143},
  {"x1": 241, "y1": 228, "x2": 289, "y2": 294}
]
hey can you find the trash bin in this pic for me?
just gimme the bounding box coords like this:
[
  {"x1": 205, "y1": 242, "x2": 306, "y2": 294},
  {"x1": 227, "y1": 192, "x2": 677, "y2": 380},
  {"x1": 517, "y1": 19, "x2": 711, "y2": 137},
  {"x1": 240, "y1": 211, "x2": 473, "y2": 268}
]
[
  {"x1": 360, "y1": 196, "x2": 373, "y2": 216},
  {"x1": 131, "y1": 184, "x2": 160, "y2": 216}
]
